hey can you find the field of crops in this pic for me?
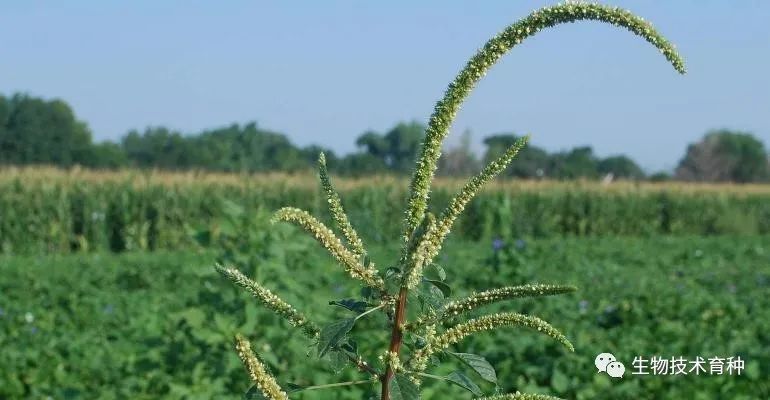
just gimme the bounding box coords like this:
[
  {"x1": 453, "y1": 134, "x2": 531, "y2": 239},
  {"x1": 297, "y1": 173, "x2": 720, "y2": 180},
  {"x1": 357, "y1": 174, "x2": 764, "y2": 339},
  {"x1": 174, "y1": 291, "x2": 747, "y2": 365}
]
[
  {"x1": 1, "y1": 168, "x2": 769, "y2": 399},
  {"x1": 1, "y1": 167, "x2": 770, "y2": 253},
  {"x1": 1, "y1": 233, "x2": 768, "y2": 399}
]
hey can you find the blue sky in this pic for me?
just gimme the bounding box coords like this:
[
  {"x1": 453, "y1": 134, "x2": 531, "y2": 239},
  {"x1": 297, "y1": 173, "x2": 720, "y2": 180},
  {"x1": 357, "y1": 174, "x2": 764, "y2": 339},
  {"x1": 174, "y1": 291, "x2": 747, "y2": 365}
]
[{"x1": 2, "y1": 1, "x2": 768, "y2": 172}]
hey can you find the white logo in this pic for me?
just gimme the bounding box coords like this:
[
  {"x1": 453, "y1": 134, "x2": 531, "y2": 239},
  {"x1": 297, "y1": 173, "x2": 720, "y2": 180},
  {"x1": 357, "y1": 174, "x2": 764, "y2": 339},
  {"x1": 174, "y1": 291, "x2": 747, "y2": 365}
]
[{"x1": 595, "y1": 352, "x2": 625, "y2": 378}]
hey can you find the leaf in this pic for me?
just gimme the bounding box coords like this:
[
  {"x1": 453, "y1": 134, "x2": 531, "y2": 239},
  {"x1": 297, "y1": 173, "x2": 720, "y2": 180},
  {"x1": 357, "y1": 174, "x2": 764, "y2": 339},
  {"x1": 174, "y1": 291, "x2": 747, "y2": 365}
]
[
  {"x1": 317, "y1": 318, "x2": 356, "y2": 357},
  {"x1": 329, "y1": 299, "x2": 370, "y2": 314},
  {"x1": 449, "y1": 352, "x2": 497, "y2": 384},
  {"x1": 389, "y1": 374, "x2": 420, "y2": 400},
  {"x1": 425, "y1": 263, "x2": 446, "y2": 281},
  {"x1": 445, "y1": 371, "x2": 482, "y2": 396},
  {"x1": 327, "y1": 348, "x2": 349, "y2": 373},
  {"x1": 417, "y1": 281, "x2": 444, "y2": 311},
  {"x1": 425, "y1": 279, "x2": 452, "y2": 297},
  {"x1": 340, "y1": 338, "x2": 358, "y2": 355},
  {"x1": 244, "y1": 385, "x2": 267, "y2": 399}
]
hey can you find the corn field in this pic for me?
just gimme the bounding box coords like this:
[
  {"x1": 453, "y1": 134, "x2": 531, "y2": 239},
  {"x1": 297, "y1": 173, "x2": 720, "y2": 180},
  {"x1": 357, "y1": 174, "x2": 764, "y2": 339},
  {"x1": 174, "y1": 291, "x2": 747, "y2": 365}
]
[{"x1": 1, "y1": 167, "x2": 769, "y2": 254}]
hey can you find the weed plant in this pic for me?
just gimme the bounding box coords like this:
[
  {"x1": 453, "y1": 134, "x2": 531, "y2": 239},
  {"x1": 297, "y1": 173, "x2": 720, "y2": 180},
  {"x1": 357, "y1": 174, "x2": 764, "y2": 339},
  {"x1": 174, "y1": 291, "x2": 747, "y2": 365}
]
[{"x1": 217, "y1": 3, "x2": 685, "y2": 399}]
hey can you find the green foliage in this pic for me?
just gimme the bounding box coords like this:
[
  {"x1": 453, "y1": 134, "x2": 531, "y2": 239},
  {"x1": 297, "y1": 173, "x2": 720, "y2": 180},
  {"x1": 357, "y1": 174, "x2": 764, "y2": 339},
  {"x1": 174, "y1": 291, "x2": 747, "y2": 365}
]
[
  {"x1": 2, "y1": 174, "x2": 770, "y2": 254},
  {"x1": 2, "y1": 90, "x2": 766, "y2": 182},
  {"x1": 597, "y1": 155, "x2": 645, "y2": 180},
  {"x1": 482, "y1": 136, "x2": 648, "y2": 180},
  {"x1": 676, "y1": 129, "x2": 770, "y2": 183},
  {"x1": 0, "y1": 93, "x2": 93, "y2": 167},
  {"x1": 212, "y1": 3, "x2": 688, "y2": 398},
  {"x1": 350, "y1": 121, "x2": 426, "y2": 174},
  {"x1": 1, "y1": 236, "x2": 768, "y2": 398},
  {"x1": 389, "y1": 374, "x2": 420, "y2": 400}
]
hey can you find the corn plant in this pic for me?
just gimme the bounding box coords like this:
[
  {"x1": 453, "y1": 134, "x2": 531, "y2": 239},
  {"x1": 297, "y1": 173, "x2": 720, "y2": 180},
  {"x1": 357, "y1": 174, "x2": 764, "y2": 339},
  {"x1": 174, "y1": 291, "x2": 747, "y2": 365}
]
[{"x1": 216, "y1": 3, "x2": 685, "y2": 399}]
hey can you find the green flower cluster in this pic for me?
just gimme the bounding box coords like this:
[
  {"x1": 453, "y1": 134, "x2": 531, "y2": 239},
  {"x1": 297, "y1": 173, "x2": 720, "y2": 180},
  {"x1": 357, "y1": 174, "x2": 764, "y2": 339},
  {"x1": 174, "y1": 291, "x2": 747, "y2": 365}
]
[
  {"x1": 434, "y1": 312, "x2": 574, "y2": 352},
  {"x1": 476, "y1": 393, "x2": 563, "y2": 400},
  {"x1": 234, "y1": 335, "x2": 289, "y2": 400},
  {"x1": 272, "y1": 207, "x2": 384, "y2": 289},
  {"x1": 410, "y1": 312, "x2": 574, "y2": 371},
  {"x1": 215, "y1": 265, "x2": 320, "y2": 338},
  {"x1": 411, "y1": 283, "x2": 577, "y2": 328},
  {"x1": 402, "y1": 2, "x2": 685, "y2": 246},
  {"x1": 318, "y1": 152, "x2": 366, "y2": 256}
]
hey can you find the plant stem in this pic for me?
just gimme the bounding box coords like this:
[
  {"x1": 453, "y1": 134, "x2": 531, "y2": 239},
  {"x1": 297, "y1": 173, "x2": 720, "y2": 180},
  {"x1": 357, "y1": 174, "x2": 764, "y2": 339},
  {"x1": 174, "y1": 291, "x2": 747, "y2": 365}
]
[
  {"x1": 355, "y1": 302, "x2": 386, "y2": 321},
  {"x1": 300, "y1": 379, "x2": 374, "y2": 391},
  {"x1": 380, "y1": 286, "x2": 408, "y2": 400}
]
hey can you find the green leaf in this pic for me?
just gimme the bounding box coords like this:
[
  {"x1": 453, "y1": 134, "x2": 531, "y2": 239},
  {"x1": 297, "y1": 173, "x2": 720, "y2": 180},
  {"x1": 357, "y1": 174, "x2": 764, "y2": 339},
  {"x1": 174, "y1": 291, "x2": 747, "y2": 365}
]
[
  {"x1": 417, "y1": 281, "x2": 444, "y2": 311},
  {"x1": 389, "y1": 374, "x2": 420, "y2": 400},
  {"x1": 329, "y1": 299, "x2": 370, "y2": 314},
  {"x1": 244, "y1": 385, "x2": 267, "y2": 399},
  {"x1": 327, "y1": 348, "x2": 349, "y2": 373},
  {"x1": 425, "y1": 263, "x2": 446, "y2": 281},
  {"x1": 425, "y1": 279, "x2": 452, "y2": 297},
  {"x1": 449, "y1": 352, "x2": 497, "y2": 384},
  {"x1": 317, "y1": 318, "x2": 356, "y2": 357},
  {"x1": 445, "y1": 371, "x2": 482, "y2": 396}
]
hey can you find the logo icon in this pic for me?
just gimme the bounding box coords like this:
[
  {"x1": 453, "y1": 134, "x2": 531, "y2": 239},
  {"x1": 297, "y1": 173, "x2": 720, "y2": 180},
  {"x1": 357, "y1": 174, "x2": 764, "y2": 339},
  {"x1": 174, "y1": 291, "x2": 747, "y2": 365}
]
[{"x1": 596, "y1": 352, "x2": 625, "y2": 378}]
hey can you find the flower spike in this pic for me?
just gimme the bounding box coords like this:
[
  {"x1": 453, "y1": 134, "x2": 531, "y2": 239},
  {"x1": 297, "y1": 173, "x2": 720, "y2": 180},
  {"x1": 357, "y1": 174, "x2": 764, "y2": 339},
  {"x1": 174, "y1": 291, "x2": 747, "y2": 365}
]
[
  {"x1": 234, "y1": 334, "x2": 289, "y2": 400},
  {"x1": 435, "y1": 312, "x2": 574, "y2": 352},
  {"x1": 404, "y1": 136, "x2": 529, "y2": 287},
  {"x1": 272, "y1": 207, "x2": 384, "y2": 289},
  {"x1": 410, "y1": 312, "x2": 573, "y2": 371},
  {"x1": 410, "y1": 283, "x2": 577, "y2": 329},
  {"x1": 402, "y1": 2, "x2": 686, "y2": 243},
  {"x1": 216, "y1": 264, "x2": 320, "y2": 338},
  {"x1": 475, "y1": 393, "x2": 563, "y2": 400},
  {"x1": 318, "y1": 152, "x2": 367, "y2": 256}
]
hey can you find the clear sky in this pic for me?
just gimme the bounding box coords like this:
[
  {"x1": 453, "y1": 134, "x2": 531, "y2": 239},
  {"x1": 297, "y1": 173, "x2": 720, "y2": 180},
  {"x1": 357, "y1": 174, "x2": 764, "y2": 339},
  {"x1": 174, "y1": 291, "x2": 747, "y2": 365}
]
[{"x1": 2, "y1": 1, "x2": 768, "y2": 172}]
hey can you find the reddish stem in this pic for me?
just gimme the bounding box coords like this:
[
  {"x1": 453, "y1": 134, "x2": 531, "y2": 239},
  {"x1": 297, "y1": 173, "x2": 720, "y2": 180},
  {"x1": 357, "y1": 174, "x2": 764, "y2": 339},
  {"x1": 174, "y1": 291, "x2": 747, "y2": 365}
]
[{"x1": 380, "y1": 287, "x2": 408, "y2": 400}]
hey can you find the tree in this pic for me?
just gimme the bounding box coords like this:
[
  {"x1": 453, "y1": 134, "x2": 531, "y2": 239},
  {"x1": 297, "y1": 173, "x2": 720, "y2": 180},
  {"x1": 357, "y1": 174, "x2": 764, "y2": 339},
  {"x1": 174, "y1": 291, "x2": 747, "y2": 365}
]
[
  {"x1": 351, "y1": 121, "x2": 425, "y2": 174},
  {"x1": 121, "y1": 127, "x2": 194, "y2": 169},
  {"x1": 383, "y1": 121, "x2": 423, "y2": 173},
  {"x1": 0, "y1": 94, "x2": 93, "y2": 167},
  {"x1": 597, "y1": 155, "x2": 645, "y2": 179},
  {"x1": 548, "y1": 146, "x2": 599, "y2": 179},
  {"x1": 81, "y1": 142, "x2": 128, "y2": 169},
  {"x1": 675, "y1": 130, "x2": 769, "y2": 183}
]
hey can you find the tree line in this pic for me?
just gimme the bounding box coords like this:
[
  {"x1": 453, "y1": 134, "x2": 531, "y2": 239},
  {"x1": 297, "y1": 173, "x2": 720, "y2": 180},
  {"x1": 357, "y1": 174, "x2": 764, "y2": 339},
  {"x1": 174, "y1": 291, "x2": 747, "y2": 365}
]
[{"x1": 1, "y1": 93, "x2": 768, "y2": 182}]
